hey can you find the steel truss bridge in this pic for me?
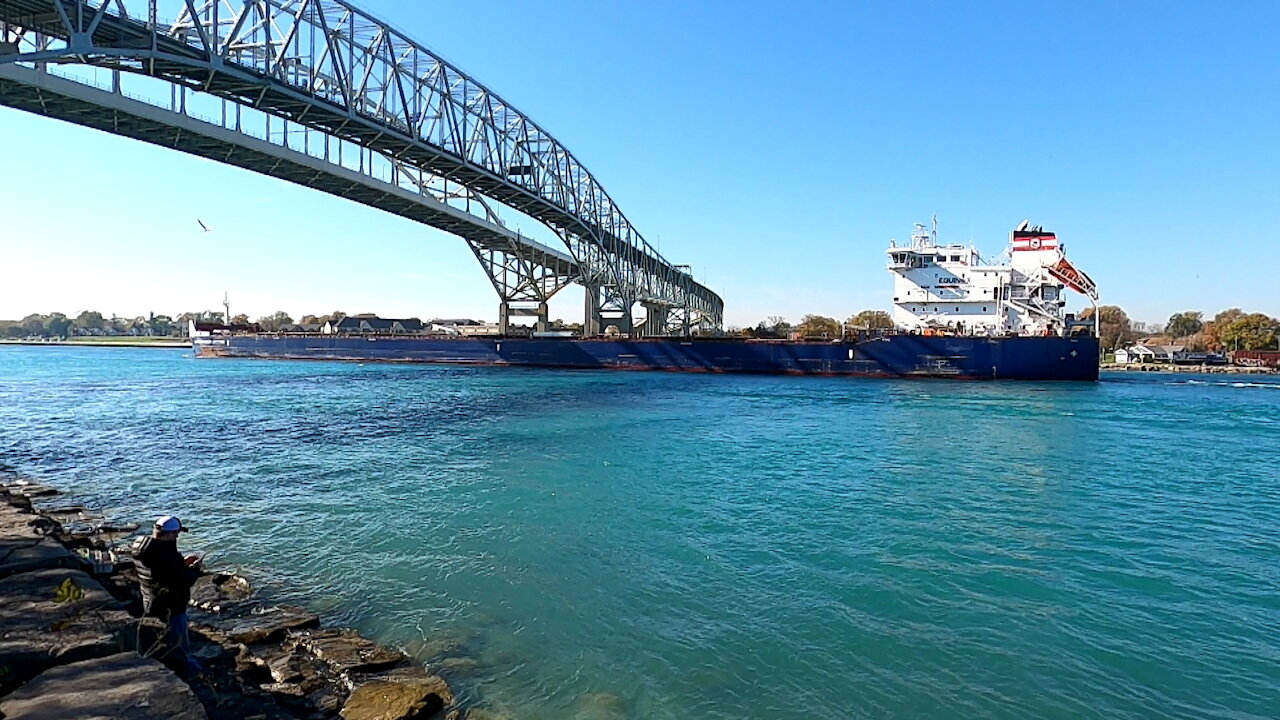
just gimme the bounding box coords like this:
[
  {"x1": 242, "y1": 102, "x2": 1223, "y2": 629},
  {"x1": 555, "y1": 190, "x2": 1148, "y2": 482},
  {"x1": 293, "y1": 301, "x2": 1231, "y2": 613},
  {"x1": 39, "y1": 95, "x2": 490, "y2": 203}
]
[{"x1": 0, "y1": 0, "x2": 723, "y2": 334}]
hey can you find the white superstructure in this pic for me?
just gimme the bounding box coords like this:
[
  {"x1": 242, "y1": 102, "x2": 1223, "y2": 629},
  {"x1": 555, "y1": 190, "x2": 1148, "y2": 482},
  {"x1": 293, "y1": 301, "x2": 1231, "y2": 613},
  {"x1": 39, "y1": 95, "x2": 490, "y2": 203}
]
[{"x1": 886, "y1": 219, "x2": 1098, "y2": 336}]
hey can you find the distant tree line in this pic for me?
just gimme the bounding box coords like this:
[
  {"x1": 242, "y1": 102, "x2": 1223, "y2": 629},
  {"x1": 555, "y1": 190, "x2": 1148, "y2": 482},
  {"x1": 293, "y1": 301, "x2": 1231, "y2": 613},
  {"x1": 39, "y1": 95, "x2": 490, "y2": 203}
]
[
  {"x1": 724, "y1": 306, "x2": 1278, "y2": 352},
  {"x1": 730, "y1": 310, "x2": 894, "y2": 340},
  {"x1": 1080, "y1": 307, "x2": 1280, "y2": 352},
  {"x1": 0, "y1": 310, "x2": 198, "y2": 339},
  {"x1": 0, "y1": 309, "x2": 353, "y2": 338}
]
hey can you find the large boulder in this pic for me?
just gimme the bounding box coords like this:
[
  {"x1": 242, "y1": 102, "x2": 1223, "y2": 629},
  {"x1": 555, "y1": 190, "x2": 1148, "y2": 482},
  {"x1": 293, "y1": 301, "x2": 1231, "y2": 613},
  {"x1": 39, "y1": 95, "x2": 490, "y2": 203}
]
[
  {"x1": 0, "y1": 567, "x2": 133, "y2": 695},
  {"x1": 0, "y1": 651, "x2": 208, "y2": 719},
  {"x1": 341, "y1": 666, "x2": 454, "y2": 720}
]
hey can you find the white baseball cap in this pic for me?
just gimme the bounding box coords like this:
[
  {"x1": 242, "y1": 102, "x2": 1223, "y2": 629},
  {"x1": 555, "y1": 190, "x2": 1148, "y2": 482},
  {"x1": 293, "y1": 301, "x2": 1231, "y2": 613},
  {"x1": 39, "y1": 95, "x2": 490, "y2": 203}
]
[{"x1": 154, "y1": 515, "x2": 189, "y2": 533}]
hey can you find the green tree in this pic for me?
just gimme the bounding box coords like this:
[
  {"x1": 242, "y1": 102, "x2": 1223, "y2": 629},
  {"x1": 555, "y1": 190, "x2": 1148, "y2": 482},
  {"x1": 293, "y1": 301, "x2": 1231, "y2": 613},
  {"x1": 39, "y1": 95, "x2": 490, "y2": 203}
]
[
  {"x1": 21, "y1": 314, "x2": 47, "y2": 336},
  {"x1": 753, "y1": 316, "x2": 791, "y2": 339},
  {"x1": 72, "y1": 310, "x2": 106, "y2": 332},
  {"x1": 1220, "y1": 313, "x2": 1280, "y2": 351},
  {"x1": 230, "y1": 314, "x2": 250, "y2": 325},
  {"x1": 44, "y1": 313, "x2": 71, "y2": 338},
  {"x1": 148, "y1": 314, "x2": 175, "y2": 336},
  {"x1": 1165, "y1": 311, "x2": 1203, "y2": 339},
  {"x1": 1202, "y1": 308, "x2": 1244, "y2": 350},
  {"x1": 847, "y1": 310, "x2": 894, "y2": 330},
  {"x1": 1080, "y1": 305, "x2": 1133, "y2": 350},
  {"x1": 797, "y1": 314, "x2": 841, "y2": 339},
  {"x1": 257, "y1": 311, "x2": 294, "y2": 331}
]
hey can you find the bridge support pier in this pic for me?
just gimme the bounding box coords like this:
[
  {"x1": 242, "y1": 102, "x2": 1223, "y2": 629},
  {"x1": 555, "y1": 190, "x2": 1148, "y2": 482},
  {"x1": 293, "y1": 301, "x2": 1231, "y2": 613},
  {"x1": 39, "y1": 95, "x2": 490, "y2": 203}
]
[
  {"x1": 640, "y1": 302, "x2": 669, "y2": 337},
  {"x1": 584, "y1": 285, "x2": 638, "y2": 337},
  {"x1": 583, "y1": 285, "x2": 601, "y2": 337},
  {"x1": 498, "y1": 301, "x2": 548, "y2": 336},
  {"x1": 666, "y1": 306, "x2": 694, "y2": 337}
]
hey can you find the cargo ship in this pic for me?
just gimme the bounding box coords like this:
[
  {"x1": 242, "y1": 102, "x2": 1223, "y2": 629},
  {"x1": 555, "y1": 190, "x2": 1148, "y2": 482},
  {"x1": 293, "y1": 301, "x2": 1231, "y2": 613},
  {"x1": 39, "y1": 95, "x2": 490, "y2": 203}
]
[{"x1": 194, "y1": 220, "x2": 1101, "y2": 380}]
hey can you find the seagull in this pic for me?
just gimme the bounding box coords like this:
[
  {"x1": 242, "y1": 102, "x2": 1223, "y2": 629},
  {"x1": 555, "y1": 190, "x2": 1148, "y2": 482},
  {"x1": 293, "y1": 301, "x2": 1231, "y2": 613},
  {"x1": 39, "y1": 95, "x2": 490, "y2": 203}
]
[{"x1": 197, "y1": 219, "x2": 211, "y2": 232}]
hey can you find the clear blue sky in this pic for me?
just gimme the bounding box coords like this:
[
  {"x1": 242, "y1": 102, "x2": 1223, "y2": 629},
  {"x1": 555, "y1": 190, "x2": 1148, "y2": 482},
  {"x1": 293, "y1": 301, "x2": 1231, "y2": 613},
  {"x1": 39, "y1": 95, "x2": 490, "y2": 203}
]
[{"x1": 2, "y1": 0, "x2": 1276, "y2": 328}]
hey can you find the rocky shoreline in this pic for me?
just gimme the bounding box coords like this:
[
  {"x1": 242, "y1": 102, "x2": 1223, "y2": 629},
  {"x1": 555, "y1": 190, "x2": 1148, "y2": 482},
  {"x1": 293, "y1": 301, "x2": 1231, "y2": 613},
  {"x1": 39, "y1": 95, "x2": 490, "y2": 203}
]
[
  {"x1": 1101, "y1": 363, "x2": 1277, "y2": 374},
  {"x1": 0, "y1": 475, "x2": 460, "y2": 720}
]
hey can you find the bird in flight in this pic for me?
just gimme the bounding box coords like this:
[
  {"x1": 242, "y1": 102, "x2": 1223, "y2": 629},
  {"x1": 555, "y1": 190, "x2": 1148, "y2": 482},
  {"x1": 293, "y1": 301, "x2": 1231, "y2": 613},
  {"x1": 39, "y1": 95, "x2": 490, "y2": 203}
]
[{"x1": 197, "y1": 219, "x2": 211, "y2": 232}]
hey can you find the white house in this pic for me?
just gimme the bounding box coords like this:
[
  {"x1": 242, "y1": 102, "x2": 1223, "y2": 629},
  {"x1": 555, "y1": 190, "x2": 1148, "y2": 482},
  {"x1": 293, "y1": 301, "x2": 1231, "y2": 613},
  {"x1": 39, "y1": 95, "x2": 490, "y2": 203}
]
[{"x1": 1115, "y1": 343, "x2": 1186, "y2": 364}]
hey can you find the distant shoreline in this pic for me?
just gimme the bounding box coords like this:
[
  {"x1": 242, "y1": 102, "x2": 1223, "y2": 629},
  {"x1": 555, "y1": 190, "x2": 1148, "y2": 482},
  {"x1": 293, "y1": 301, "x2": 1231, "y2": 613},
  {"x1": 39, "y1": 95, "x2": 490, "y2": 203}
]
[{"x1": 0, "y1": 339, "x2": 190, "y2": 349}]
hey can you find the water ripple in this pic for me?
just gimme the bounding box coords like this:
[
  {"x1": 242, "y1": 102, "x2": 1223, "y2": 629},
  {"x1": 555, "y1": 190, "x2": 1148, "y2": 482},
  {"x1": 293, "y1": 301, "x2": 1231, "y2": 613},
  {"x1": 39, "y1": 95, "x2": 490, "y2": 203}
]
[{"x1": 2, "y1": 348, "x2": 1278, "y2": 719}]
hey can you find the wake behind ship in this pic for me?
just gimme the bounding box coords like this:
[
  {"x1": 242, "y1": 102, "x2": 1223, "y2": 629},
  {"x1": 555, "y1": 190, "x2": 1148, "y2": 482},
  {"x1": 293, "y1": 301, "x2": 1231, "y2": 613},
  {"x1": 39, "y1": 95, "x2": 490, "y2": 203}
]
[{"x1": 194, "y1": 220, "x2": 1101, "y2": 381}]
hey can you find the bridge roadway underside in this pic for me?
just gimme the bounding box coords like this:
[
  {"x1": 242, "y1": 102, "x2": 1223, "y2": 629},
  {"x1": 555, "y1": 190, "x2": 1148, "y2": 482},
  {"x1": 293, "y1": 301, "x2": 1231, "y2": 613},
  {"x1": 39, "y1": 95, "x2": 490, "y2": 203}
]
[{"x1": 0, "y1": 63, "x2": 578, "y2": 284}]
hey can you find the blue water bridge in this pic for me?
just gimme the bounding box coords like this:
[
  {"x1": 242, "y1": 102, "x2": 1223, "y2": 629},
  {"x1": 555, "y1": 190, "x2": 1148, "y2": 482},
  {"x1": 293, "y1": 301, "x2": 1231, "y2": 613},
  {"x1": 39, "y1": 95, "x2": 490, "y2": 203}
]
[{"x1": 0, "y1": 0, "x2": 723, "y2": 334}]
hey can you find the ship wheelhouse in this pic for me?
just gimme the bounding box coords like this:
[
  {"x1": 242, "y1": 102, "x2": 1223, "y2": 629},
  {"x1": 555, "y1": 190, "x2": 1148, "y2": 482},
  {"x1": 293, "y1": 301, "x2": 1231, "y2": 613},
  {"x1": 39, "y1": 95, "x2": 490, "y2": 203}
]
[{"x1": 885, "y1": 219, "x2": 1097, "y2": 337}]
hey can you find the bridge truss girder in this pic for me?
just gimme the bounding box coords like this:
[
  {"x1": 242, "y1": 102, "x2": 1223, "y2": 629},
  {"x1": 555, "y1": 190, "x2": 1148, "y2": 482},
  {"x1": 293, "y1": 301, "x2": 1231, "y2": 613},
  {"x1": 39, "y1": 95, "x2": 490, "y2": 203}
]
[
  {"x1": 0, "y1": 0, "x2": 724, "y2": 332},
  {"x1": 0, "y1": 60, "x2": 580, "y2": 323}
]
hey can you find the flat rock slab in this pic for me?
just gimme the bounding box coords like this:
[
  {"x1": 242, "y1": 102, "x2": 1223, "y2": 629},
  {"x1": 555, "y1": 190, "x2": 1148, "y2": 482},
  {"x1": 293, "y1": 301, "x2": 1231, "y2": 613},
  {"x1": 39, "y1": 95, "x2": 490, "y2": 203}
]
[
  {"x1": 1, "y1": 505, "x2": 77, "y2": 578},
  {"x1": 1, "y1": 502, "x2": 64, "y2": 538},
  {"x1": 341, "y1": 666, "x2": 453, "y2": 720},
  {"x1": 0, "y1": 651, "x2": 208, "y2": 720},
  {"x1": 0, "y1": 535, "x2": 78, "y2": 578},
  {"x1": 194, "y1": 604, "x2": 320, "y2": 644},
  {"x1": 0, "y1": 567, "x2": 133, "y2": 695},
  {"x1": 293, "y1": 627, "x2": 405, "y2": 675},
  {"x1": 7, "y1": 483, "x2": 60, "y2": 498}
]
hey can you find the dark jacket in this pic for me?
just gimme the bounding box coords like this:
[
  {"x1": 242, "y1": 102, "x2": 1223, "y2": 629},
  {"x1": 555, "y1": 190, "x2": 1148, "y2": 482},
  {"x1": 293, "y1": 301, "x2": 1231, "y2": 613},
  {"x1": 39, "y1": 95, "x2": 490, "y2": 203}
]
[{"x1": 134, "y1": 536, "x2": 200, "y2": 618}]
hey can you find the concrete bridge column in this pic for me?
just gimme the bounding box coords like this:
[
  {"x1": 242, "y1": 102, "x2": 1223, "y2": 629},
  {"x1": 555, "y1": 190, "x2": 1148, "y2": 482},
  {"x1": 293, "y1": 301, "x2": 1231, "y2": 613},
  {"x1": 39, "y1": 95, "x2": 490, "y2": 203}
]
[
  {"x1": 583, "y1": 286, "x2": 601, "y2": 337},
  {"x1": 640, "y1": 302, "x2": 669, "y2": 337},
  {"x1": 499, "y1": 301, "x2": 549, "y2": 336},
  {"x1": 601, "y1": 311, "x2": 632, "y2": 337},
  {"x1": 534, "y1": 302, "x2": 549, "y2": 333}
]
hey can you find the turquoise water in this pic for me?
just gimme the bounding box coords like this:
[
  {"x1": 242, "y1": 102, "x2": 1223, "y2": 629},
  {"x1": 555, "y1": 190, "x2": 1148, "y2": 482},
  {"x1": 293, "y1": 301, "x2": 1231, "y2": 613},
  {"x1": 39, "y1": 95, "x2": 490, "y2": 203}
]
[{"x1": 1, "y1": 345, "x2": 1277, "y2": 719}]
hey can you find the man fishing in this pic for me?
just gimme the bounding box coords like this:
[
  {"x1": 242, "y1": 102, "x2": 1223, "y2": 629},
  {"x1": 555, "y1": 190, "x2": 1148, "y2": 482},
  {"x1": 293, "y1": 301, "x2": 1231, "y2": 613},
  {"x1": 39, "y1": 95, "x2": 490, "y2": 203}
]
[{"x1": 134, "y1": 514, "x2": 203, "y2": 677}]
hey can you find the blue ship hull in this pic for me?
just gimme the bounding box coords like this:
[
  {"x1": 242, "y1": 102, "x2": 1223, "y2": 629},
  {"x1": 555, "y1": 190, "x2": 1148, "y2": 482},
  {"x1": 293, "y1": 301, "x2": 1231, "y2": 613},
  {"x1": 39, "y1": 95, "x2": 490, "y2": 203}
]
[{"x1": 198, "y1": 334, "x2": 1100, "y2": 381}]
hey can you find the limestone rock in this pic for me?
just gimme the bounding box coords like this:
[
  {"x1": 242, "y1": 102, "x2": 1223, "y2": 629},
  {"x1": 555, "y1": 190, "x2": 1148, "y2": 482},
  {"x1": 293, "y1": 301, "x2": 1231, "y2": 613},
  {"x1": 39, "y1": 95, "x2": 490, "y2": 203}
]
[
  {"x1": 193, "y1": 603, "x2": 320, "y2": 644},
  {"x1": 236, "y1": 642, "x2": 347, "y2": 717},
  {"x1": 0, "y1": 535, "x2": 78, "y2": 578},
  {"x1": 190, "y1": 597, "x2": 320, "y2": 640},
  {"x1": 256, "y1": 642, "x2": 331, "y2": 692},
  {"x1": 260, "y1": 680, "x2": 308, "y2": 696},
  {"x1": 294, "y1": 627, "x2": 406, "y2": 675},
  {"x1": 0, "y1": 504, "x2": 76, "y2": 578},
  {"x1": 341, "y1": 666, "x2": 453, "y2": 720},
  {"x1": 190, "y1": 572, "x2": 254, "y2": 612},
  {"x1": 0, "y1": 651, "x2": 208, "y2": 720},
  {"x1": 10, "y1": 482, "x2": 59, "y2": 498},
  {"x1": 0, "y1": 567, "x2": 132, "y2": 695}
]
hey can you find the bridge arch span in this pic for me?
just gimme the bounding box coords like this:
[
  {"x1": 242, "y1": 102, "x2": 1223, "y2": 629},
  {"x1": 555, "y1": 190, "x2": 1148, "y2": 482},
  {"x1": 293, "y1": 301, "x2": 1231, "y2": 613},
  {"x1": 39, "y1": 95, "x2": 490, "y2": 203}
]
[{"x1": 0, "y1": 0, "x2": 723, "y2": 332}]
